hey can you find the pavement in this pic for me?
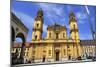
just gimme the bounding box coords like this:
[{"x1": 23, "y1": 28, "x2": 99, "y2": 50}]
[{"x1": 12, "y1": 59, "x2": 95, "y2": 67}]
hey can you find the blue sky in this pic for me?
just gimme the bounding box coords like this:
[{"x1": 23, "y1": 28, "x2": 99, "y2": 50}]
[{"x1": 11, "y1": 0, "x2": 96, "y2": 42}]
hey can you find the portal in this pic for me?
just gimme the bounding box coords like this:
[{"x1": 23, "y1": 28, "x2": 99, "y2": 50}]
[{"x1": 55, "y1": 51, "x2": 59, "y2": 61}]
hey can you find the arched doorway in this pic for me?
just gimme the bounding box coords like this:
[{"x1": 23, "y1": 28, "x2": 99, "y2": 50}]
[
  {"x1": 15, "y1": 33, "x2": 26, "y2": 64},
  {"x1": 56, "y1": 51, "x2": 59, "y2": 61},
  {"x1": 55, "y1": 49, "x2": 60, "y2": 61},
  {"x1": 42, "y1": 55, "x2": 46, "y2": 62},
  {"x1": 15, "y1": 32, "x2": 26, "y2": 57},
  {"x1": 42, "y1": 56, "x2": 46, "y2": 62},
  {"x1": 68, "y1": 55, "x2": 71, "y2": 60},
  {"x1": 16, "y1": 33, "x2": 25, "y2": 43}
]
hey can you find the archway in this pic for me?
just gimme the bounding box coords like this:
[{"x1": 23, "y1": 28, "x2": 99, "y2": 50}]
[
  {"x1": 55, "y1": 49, "x2": 60, "y2": 61},
  {"x1": 16, "y1": 33, "x2": 25, "y2": 42},
  {"x1": 42, "y1": 55, "x2": 46, "y2": 62},
  {"x1": 15, "y1": 32, "x2": 26, "y2": 57},
  {"x1": 15, "y1": 33, "x2": 26, "y2": 64}
]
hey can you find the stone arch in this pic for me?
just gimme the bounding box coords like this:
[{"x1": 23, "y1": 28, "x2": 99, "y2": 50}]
[{"x1": 16, "y1": 32, "x2": 26, "y2": 42}]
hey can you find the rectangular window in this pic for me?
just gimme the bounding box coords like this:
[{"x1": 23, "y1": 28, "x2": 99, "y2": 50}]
[
  {"x1": 49, "y1": 50, "x2": 51, "y2": 55},
  {"x1": 56, "y1": 33, "x2": 59, "y2": 39},
  {"x1": 63, "y1": 33, "x2": 65, "y2": 38},
  {"x1": 64, "y1": 49, "x2": 66, "y2": 55}
]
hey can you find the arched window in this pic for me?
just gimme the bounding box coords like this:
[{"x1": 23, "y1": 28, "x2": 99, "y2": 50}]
[
  {"x1": 73, "y1": 24, "x2": 75, "y2": 29},
  {"x1": 35, "y1": 35, "x2": 37, "y2": 40},
  {"x1": 63, "y1": 33, "x2": 65, "y2": 38},
  {"x1": 49, "y1": 32, "x2": 51, "y2": 38},
  {"x1": 37, "y1": 23, "x2": 39, "y2": 27}
]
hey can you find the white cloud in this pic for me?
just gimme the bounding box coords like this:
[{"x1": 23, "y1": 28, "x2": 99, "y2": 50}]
[
  {"x1": 75, "y1": 12, "x2": 88, "y2": 24},
  {"x1": 37, "y1": 3, "x2": 66, "y2": 24},
  {"x1": 38, "y1": 3, "x2": 64, "y2": 16},
  {"x1": 12, "y1": 10, "x2": 34, "y2": 41},
  {"x1": 76, "y1": 12, "x2": 87, "y2": 20},
  {"x1": 12, "y1": 10, "x2": 34, "y2": 29}
]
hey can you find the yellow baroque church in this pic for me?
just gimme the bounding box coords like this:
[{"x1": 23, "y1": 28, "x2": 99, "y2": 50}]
[
  {"x1": 12, "y1": 9, "x2": 96, "y2": 64},
  {"x1": 31, "y1": 9, "x2": 82, "y2": 62}
]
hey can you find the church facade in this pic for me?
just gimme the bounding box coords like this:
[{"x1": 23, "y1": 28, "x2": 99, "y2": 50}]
[
  {"x1": 11, "y1": 9, "x2": 96, "y2": 64},
  {"x1": 31, "y1": 9, "x2": 82, "y2": 62}
]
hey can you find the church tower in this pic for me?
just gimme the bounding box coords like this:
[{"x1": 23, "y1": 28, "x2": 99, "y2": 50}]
[
  {"x1": 69, "y1": 11, "x2": 82, "y2": 58},
  {"x1": 32, "y1": 9, "x2": 44, "y2": 40},
  {"x1": 69, "y1": 11, "x2": 79, "y2": 40}
]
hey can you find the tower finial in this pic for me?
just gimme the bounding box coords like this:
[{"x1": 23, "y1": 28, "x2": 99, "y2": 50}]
[
  {"x1": 69, "y1": 11, "x2": 76, "y2": 24},
  {"x1": 37, "y1": 8, "x2": 43, "y2": 17},
  {"x1": 69, "y1": 11, "x2": 75, "y2": 17}
]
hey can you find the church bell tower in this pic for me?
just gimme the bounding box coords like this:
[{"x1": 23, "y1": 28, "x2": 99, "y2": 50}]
[
  {"x1": 32, "y1": 9, "x2": 44, "y2": 40},
  {"x1": 69, "y1": 11, "x2": 82, "y2": 58},
  {"x1": 69, "y1": 11, "x2": 79, "y2": 40}
]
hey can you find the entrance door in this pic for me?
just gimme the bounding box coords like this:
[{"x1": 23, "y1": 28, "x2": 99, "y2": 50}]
[
  {"x1": 68, "y1": 55, "x2": 71, "y2": 60},
  {"x1": 42, "y1": 56, "x2": 45, "y2": 62},
  {"x1": 56, "y1": 52, "x2": 59, "y2": 61}
]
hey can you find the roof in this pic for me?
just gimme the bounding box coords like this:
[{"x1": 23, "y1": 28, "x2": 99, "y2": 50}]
[
  {"x1": 80, "y1": 40, "x2": 96, "y2": 46},
  {"x1": 12, "y1": 40, "x2": 96, "y2": 48},
  {"x1": 12, "y1": 42, "x2": 22, "y2": 48},
  {"x1": 12, "y1": 42, "x2": 32, "y2": 48}
]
